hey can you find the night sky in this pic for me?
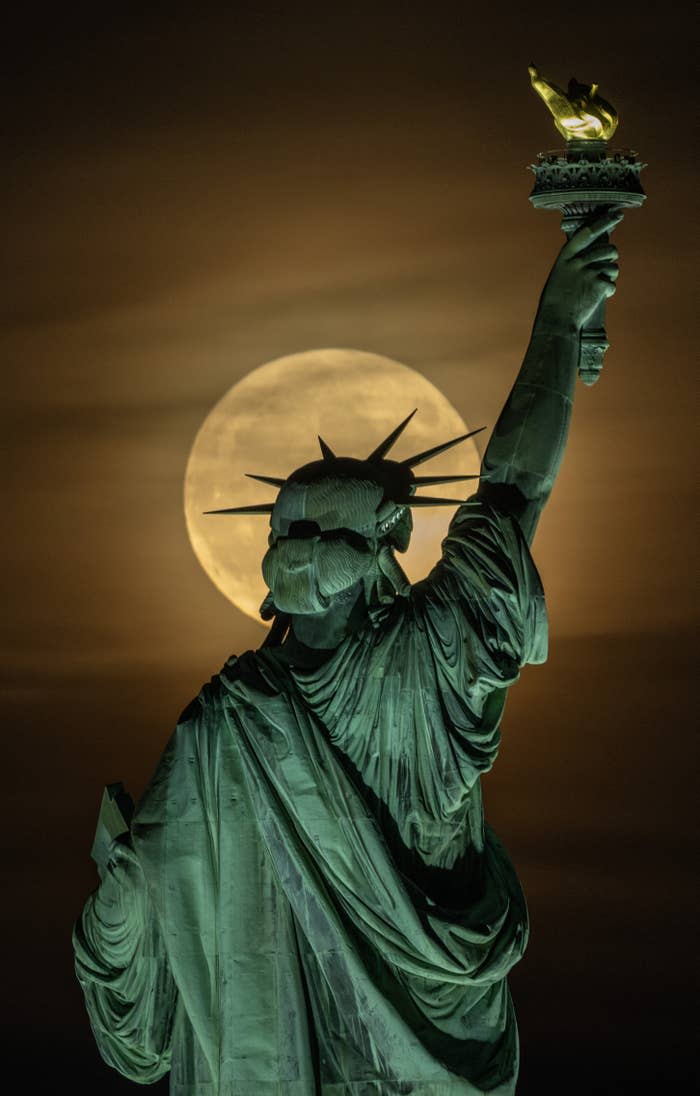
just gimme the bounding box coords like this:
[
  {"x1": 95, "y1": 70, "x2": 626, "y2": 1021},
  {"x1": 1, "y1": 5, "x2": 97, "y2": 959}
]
[{"x1": 3, "y1": 5, "x2": 697, "y2": 1092}]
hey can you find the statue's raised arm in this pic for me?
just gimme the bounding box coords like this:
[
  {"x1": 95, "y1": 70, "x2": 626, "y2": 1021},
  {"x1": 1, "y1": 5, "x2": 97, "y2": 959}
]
[{"x1": 478, "y1": 207, "x2": 622, "y2": 544}]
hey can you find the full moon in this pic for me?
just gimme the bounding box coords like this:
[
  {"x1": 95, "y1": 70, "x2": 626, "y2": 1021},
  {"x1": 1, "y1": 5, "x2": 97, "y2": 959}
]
[{"x1": 184, "y1": 349, "x2": 480, "y2": 622}]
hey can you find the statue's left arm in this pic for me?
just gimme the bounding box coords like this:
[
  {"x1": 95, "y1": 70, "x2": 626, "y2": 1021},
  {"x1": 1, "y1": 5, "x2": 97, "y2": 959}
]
[
  {"x1": 73, "y1": 837, "x2": 178, "y2": 1084},
  {"x1": 478, "y1": 209, "x2": 622, "y2": 544}
]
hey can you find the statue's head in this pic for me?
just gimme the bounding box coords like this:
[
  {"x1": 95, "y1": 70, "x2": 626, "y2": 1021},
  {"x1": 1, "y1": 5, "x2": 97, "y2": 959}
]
[
  {"x1": 261, "y1": 458, "x2": 414, "y2": 616},
  {"x1": 204, "y1": 410, "x2": 483, "y2": 621}
]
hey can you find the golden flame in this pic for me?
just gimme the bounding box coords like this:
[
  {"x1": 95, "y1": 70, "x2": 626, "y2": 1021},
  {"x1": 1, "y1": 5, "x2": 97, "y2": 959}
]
[{"x1": 529, "y1": 64, "x2": 618, "y2": 141}]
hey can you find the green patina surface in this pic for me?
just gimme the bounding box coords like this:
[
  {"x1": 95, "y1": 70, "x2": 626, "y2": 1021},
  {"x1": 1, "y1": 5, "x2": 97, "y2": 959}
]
[{"x1": 74, "y1": 209, "x2": 624, "y2": 1093}]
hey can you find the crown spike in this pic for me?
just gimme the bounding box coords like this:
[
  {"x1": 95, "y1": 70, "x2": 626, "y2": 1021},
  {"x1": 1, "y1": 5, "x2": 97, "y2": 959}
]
[
  {"x1": 318, "y1": 435, "x2": 335, "y2": 460},
  {"x1": 245, "y1": 473, "x2": 286, "y2": 488},
  {"x1": 402, "y1": 426, "x2": 486, "y2": 468},
  {"x1": 411, "y1": 473, "x2": 481, "y2": 486},
  {"x1": 366, "y1": 408, "x2": 418, "y2": 462},
  {"x1": 203, "y1": 503, "x2": 275, "y2": 516},
  {"x1": 407, "y1": 496, "x2": 469, "y2": 507}
]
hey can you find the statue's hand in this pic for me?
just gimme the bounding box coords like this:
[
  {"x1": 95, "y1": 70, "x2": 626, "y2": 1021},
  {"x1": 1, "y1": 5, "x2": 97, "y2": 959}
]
[{"x1": 538, "y1": 209, "x2": 623, "y2": 332}]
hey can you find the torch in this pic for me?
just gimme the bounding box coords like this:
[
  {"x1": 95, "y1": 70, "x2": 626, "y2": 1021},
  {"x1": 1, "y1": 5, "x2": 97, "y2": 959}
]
[{"x1": 528, "y1": 65, "x2": 646, "y2": 385}]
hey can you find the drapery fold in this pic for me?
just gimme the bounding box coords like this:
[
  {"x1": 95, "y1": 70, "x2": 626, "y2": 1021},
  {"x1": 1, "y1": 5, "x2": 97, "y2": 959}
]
[{"x1": 73, "y1": 885, "x2": 178, "y2": 1083}]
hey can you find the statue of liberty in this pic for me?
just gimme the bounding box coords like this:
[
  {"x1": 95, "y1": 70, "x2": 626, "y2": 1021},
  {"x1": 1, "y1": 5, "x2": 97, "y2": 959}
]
[{"x1": 73, "y1": 208, "x2": 622, "y2": 1094}]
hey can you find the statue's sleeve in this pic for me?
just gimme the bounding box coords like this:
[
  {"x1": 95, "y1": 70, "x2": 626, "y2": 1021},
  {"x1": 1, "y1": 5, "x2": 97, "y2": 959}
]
[
  {"x1": 413, "y1": 494, "x2": 548, "y2": 688},
  {"x1": 73, "y1": 841, "x2": 178, "y2": 1084}
]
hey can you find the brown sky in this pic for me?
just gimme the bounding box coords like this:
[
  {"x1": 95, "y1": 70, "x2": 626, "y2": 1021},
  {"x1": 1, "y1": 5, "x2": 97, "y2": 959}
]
[{"x1": 2, "y1": 5, "x2": 697, "y2": 1091}]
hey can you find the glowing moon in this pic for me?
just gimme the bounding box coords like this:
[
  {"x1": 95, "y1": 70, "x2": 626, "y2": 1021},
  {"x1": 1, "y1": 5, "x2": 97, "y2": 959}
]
[{"x1": 184, "y1": 349, "x2": 480, "y2": 622}]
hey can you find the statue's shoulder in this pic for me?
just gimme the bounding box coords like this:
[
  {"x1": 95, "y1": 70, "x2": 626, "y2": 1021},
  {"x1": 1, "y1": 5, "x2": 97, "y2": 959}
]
[
  {"x1": 136, "y1": 665, "x2": 234, "y2": 824},
  {"x1": 157, "y1": 661, "x2": 239, "y2": 762},
  {"x1": 173, "y1": 664, "x2": 230, "y2": 727},
  {"x1": 168, "y1": 651, "x2": 286, "y2": 754},
  {"x1": 221, "y1": 649, "x2": 282, "y2": 696}
]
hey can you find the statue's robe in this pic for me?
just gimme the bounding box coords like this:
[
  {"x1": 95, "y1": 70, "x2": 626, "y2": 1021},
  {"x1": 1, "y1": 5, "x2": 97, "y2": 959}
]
[{"x1": 74, "y1": 497, "x2": 547, "y2": 1095}]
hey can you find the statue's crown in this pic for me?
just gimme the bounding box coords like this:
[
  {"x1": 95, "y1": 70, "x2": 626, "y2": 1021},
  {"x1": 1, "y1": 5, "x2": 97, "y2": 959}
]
[{"x1": 203, "y1": 410, "x2": 485, "y2": 518}]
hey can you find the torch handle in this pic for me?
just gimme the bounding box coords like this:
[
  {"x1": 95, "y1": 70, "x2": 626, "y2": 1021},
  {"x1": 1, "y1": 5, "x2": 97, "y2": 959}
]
[
  {"x1": 563, "y1": 221, "x2": 610, "y2": 386},
  {"x1": 578, "y1": 298, "x2": 609, "y2": 386}
]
